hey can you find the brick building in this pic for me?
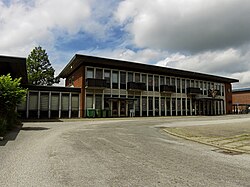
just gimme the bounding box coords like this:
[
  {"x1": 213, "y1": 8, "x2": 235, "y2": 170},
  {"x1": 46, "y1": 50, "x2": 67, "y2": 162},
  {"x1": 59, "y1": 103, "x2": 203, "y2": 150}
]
[
  {"x1": 59, "y1": 54, "x2": 238, "y2": 118},
  {"x1": 232, "y1": 88, "x2": 250, "y2": 114}
]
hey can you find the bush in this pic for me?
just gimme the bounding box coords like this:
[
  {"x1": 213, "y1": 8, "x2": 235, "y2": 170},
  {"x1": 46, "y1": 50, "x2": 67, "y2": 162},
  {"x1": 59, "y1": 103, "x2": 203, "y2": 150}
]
[{"x1": 0, "y1": 74, "x2": 27, "y2": 135}]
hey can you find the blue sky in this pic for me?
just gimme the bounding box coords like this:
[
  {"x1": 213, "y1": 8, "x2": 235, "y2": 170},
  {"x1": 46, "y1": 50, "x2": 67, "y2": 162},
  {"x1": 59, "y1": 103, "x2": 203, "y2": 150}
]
[{"x1": 1, "y1": 0, "x2": 250, "y2": 88}]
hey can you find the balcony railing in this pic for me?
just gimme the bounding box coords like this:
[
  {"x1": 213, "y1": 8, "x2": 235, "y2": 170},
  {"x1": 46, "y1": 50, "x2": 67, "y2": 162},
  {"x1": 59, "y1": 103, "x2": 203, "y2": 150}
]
[
  {"x1": 160, "y1": 85, "x2": 176, "y2": 93},
  {"x1": 85, "y1": 78, "x2": 107, "y2": 89},
  {"x1": 187, "y1": 87, "x2": 201, "y2": 95},
  {"x1": 127, "y1": 82, "x2": 146, "y2": 91}
]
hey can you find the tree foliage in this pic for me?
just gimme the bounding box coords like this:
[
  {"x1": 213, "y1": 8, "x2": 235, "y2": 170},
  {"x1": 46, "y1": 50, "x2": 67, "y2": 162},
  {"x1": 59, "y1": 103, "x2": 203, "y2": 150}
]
[
  {"x1": 27, "y1": 46, "x2": 59, "y2": 86},
  {"x1": 0, "y1": 74, "x2": 27, "y2": 135}
]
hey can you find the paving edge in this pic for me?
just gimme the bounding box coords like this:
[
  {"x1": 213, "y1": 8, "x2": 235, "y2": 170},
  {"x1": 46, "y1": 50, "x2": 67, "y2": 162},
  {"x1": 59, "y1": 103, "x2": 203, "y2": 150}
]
[{"x1": 163, "y1": 129, "x2": 249, "y2": 155}]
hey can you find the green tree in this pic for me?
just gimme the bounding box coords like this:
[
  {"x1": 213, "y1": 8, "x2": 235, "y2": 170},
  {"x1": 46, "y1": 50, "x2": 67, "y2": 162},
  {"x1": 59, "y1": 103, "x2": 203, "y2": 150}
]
[
  {"x1": 0, "y1": 74, "x2": 27, "y2": 135},
  {"x1": 27, "y1": 46, "x2": 59, "y2": 85}
]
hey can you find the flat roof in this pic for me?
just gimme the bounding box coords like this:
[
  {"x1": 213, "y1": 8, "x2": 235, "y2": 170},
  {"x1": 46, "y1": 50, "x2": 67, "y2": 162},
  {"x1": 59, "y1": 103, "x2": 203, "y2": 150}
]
[
  {"x1": 59, "y1": 54, "x2": 238, "y2": 83},
  {"x1": 0, "y1": 55, "x2": 28, "y2": 84},
  {"x1": 233, "y1": 88, "x2": 250, "y2": 93}
]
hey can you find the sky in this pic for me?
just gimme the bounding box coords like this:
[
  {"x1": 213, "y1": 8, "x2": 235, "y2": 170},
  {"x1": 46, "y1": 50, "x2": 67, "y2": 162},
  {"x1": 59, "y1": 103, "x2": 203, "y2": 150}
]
[{"x1": 1, "y1": 0, "x2": 250, "y2": 88}]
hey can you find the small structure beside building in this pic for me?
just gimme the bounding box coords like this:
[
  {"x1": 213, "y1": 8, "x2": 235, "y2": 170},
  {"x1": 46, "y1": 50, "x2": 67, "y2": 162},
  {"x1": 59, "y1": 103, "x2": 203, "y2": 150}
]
[
  {"x1": 0, "y1": 55, "x2": 81, "y2": 119},
  {"x1": 232, "y1": 88, "x2": 250, "y2": 114}
]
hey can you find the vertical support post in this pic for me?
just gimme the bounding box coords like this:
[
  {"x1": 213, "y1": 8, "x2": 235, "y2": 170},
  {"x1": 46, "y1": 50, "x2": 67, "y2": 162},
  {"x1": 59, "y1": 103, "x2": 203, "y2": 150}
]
[
  {"x1": 69, "y1": 93, "x2": 72, "y2": 118},
  {"x1": 48, "y1": 92, "x2": 51, "y2": 119},
  {"x1": 38, "y1": 91, "x2": 41, "y2": 119},
  {"x1": 59, "y1": 92, "x2": 62, "y2": 118},
  {"x1": 26, "y1": 91, "x2": 29, "y2": 119}
]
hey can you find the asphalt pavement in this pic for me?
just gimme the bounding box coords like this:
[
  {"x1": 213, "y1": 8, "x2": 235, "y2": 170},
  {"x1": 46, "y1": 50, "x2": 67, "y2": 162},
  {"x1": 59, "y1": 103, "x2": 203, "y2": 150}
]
[{"x1": 1, "y1": 116, "x2": 250, "y2": 187}]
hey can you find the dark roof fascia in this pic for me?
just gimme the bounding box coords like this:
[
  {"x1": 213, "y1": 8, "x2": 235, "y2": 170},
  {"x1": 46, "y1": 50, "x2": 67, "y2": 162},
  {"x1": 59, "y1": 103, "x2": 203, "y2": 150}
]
[
  {"x1": 59, "y1": 54, "x2": 239, "y2": 83},
  {"x1": 0, "y1": 55, "x2": 28, "y2": 84},
  {"x1": 22, "y1": 84, "x2": 81, "y2": 93}
]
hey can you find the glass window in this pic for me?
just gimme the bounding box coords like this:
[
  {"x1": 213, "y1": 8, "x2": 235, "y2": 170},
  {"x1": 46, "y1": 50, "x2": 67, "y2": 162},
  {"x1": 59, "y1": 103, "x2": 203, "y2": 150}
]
[
  {"x1": 95, "y1": 95, "x2": 102, "y2": 109},
  {"x1": 120, "y1": 71, "x2": 126, "y2": 89},
  {"x1": 142, "y1": 96, "x2": 147, "y2": 116},
  {"x1": 155, "y1": 97, "x2": 159, "y2": 116},
  {"x1": 182, "y1": 79, "x2": 185, "y2": 93},
  {"x1": 135, "y1": 73, "x2": 140, "y2": 82},
  {"x1": 112, "y1": 71, "x2": 118, "y2": 83},
  {"x1": 172, "y1": 98, "x2": 176, "y2": 116},
  {"x1": 166, "y1": 77, "x2": 170, "y2": 85},
  {"x1": 166, "y1": 98, "x2": 171, "y2": 116},
  {"x1": 104, "y1": 70, "x2": 111, "y2": 88},
  {"x1": 149, "y1": 97, "x2": 153, "y2": 111},
  {"x1": 87, "y1": 68, "x2": 94, "y2": 78},
  {"x1": 177, "y1": 78, "x2": 180, "y2": 93},
  {"x1": 186, "y1": 80, "x2": 190, "y2": 88},
  {"x1": 96, "y1": 69, "x2": 103, "y2": 79},
  {"x1": 208, "y1": 82, "x2": 211, "y2": 90},
  {"x1": 195, "y1": 81, "x2": 199, "y2": 88},
  {"x1": 182, "y1": 98, "x2": 186, "y2": 115},
  {"x1": 191, "y1": 80, "x2": 194, "y2": 87},
  {"x1": 154, "y1": 76, "x2": 159, "y2": 91},
  {"x1": 128, "y1": 72, "x2": 133, "y2": 82},
  {"x1": 161, "y1": 97, "x2": 165, "y2": 116},
  {"x1": 104, "y1": 95, "x2": 110, "y2": 109},
  {"x1": 142, "y1": 74, "x2": 146, "y2": 83},
  {"x1": 204, "y1": 82, "x2": 207, "y2": 95},
  {"x1": 148, "y1": 75, "x2": 153, "y2": 91},
  {"x1": 160, "y1": 76, "x2": 165, "y2": 85},
  {"x1": 177, "y1": 98, "x2": 181, "y2": 116},
  {"x1": 171, "y1": 78, "x2": 176, "y2": 85},
  {"x1": 112, "y1": 71, "x2": 118, "y2": 89},
  {"x1": 86, "y1": 95, "x2": 93, "y2": 109}
]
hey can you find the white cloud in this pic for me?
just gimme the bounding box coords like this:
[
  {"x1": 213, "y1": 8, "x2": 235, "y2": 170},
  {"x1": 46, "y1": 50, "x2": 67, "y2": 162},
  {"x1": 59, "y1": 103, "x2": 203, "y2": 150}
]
[
  {"x1": 0, "y1": 0, "x2": 91, "y2": 55},
  {"x1": 115, "y1": 0, "x2": 250, "y2": 53},
  {"x1": 157, "y1": 48, "x2": 250, "y2": 87}
]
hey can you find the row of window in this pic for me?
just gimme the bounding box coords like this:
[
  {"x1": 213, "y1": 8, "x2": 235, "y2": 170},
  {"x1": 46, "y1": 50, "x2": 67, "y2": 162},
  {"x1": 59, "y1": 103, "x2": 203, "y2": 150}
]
[
  {"x1": 86, "y1": 94, "x2": 225, "y2": 116},
  {"x1": 86, "y1": 67, "x2": 225, "y2": 96}
]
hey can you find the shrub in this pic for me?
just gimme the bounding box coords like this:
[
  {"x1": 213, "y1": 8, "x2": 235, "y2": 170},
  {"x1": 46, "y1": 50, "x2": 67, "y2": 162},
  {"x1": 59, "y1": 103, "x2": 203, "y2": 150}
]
[{"x1": 0, "y1": 74, "x2": 27, "y2": 135}]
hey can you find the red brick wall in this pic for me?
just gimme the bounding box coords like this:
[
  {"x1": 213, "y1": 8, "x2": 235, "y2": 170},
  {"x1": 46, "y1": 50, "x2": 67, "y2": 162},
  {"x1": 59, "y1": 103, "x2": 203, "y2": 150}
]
[
  {"x1": 225, "y1": 83, "x2": 232, "y2": 114},
  {"x1": 233, "y1": 92, "x2": 250, "y2": 104},
  {"x1": 65, "y1": 65, "x2": 86, "y2": 117}
]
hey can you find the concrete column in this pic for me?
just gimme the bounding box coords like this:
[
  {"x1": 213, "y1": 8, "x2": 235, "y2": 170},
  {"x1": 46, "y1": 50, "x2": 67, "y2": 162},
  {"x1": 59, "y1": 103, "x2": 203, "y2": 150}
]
[
  {"x1": 159, "y1": 97, "x2": 161, "y2": 117},
  {"x1": 78, "y1": 93, "x2": 81, "y2": 118},
  {"x1": 190, "y1": 98, "x2": 192, "y2": 116},
  {"x1": 170, "y1": 97, "x2": 172, "y2": 116},
  {"x1": 146, "y1": 96, "x2": 149, "y2": 117},
  {"x1": 59, "y1": 92, "x2": 62, "y2": 118},
  {"x1": 38, "y1": 91, "x2": 41, "y2": 119},
  {"x1": 69, "y1": 93, "x2": 72, "y2": 118},
  {"x1": 48, "y1": 92, "x2": 51, "y2": 119},
  {"x1": 26, "y1": 91, "x2": 29, "y2": 119},
  {"x1": 165, "y1": 97, "x2": 167, "y2": 116}
]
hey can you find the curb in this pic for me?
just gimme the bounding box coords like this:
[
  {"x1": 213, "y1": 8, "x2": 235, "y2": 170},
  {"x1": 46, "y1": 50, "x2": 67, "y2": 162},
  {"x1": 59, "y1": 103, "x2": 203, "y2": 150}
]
[{"x1": 163, "y1": 129, "x2": 248, "y2": 155}]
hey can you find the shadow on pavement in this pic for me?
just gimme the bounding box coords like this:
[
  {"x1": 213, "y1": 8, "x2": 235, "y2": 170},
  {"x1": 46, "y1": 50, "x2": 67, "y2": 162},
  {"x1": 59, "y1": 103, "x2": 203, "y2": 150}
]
[
  {"x1": 21, "y1": 127, "x2": 50, "y2": 131},
  {"x1": 0, "y1": 125, "x2": 50, "y2": 146},
  {"x1": 0, "y1": 126, "x2": 21, "y2": 146},
  {"x1": 21, "y1": 119, "x2": 63, "y2": 122}
]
